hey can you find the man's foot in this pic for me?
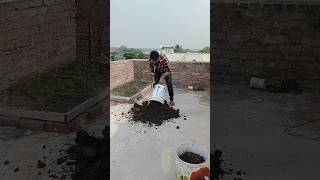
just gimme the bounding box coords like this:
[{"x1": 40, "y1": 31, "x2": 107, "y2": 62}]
[{"x1": 168, "y1": 100, "x2": 175, "y2": 106}]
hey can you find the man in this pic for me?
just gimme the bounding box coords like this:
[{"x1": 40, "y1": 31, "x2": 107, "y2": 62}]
[{"x1": 148, "y1": 51, "x2": 175, "y2": 106}]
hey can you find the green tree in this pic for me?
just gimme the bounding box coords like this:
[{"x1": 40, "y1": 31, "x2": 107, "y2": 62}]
[
  {"x1": 123, "y1": 49, "x2": 148, "y2": 59},
  {"x1": 123, "y1": 52, "x2": 136, "y2": 59},
  {"x1": 174, "y1": 44, "x2": 184, "y2": 53},
  {"x1": 119, "y1": 45, "x2": 127, "y2": 51},
  {"x1": 198, "y1": 47, "x2": 210, "y2": 54}
]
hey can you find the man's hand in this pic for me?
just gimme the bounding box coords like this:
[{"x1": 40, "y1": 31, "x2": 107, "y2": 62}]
[
  {"x1": 159, "y1": 77, "x2": 165, "y2": 85},
  {"x1": 150, "y1": 73, "x2": 155, "y2": 87}
]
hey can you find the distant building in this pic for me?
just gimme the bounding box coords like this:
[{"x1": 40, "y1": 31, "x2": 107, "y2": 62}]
[
  {"x1": 165, "y1": 53, "x2": 210, "y2": 62},
  {"x1": 160, "y1": 45, "x2": 174, "y2": 54}
]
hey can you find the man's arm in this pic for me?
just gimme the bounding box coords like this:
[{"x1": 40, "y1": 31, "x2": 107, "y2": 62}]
[
  {"x1": 159, "y1": 55, "x2": 171, "y2": 84},
  {"x1": 148, "y1": 59, "x2": 155, "y2": 73},
  {"x1": 148, "y1": 59, "x2": 155, "y2": 84},
  {"x1": 161, "y1": 55, "x2": 171, "y2": 77}
]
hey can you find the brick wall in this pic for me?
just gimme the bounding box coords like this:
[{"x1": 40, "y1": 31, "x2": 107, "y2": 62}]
[
  {"x1": 110, "y1": 60, "x2": 210, "y2": 89},
  {"x1": 133, "y1": 60, "x2": 210, "y2": 88},
  {"x1": 110, "y1": 60, "x2": 134, "y2": 90},
  {"x1": 212, "y1": 1, "x2": 320, "y2": 88},
  {"x1": 76, "y1": 0, "x2": 107, "y2": 59},
  {"x1": 0, "y1": 0, "x2": 76, "y2": 89}
]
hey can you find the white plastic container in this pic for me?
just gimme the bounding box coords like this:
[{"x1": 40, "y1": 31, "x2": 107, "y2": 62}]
[
  {"x1": 250, "y1": 77, "x2": 266, "y2": 89},
  {"x1": 149, "y1": 84, "x2": 167, "y2": 104},
  {"x1": 175, "y1": 143, "x2": 210, "y2": 180}
]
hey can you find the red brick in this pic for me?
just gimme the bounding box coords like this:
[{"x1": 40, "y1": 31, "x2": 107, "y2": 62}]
[
  {"x1": 44, "y1": 121, "x2": 72, "y2": 134},
  {"x1": 87, "y1": 105, "x2": 103, "y2": 120},
  {"x1": 0, "y1": 117, "x2": 20, "y2": 127},
  {"x1": 68, "y1": 113, "x2": 89, "y2": 130},
  {"x1": 19, "y1": 119, "x2": 44, "y2": 132}
]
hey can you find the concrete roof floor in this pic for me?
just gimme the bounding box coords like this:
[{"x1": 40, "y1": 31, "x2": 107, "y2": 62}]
[
  {"x1": 213, "y1": 84, "x2": 320, "y2": 180},
  {"x1": 110, "y1": 89, "x2": 210, "y2": 180}
]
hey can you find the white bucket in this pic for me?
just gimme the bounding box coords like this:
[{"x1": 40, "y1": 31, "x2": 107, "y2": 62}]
[
  {"x1": 250, "y1": 77, "x2": 266, "y2": 89},
  {"x1": 149, "y1": 84, "x2": 167, "y2": 104},
  {"x1": 175, "y1": 143, "x2": 210, "y2": 180}
]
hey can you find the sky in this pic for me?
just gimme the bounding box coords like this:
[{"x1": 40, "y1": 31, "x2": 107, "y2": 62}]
[{"x1": 110, "y1": 0, "x2": 210, "y2": 49}]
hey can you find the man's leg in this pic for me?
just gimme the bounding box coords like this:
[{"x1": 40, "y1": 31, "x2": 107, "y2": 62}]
[{"x1": 165, "y1": 74, "x2": 174, "y2": 101}]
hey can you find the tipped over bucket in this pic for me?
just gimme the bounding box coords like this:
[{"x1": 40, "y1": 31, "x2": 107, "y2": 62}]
[
  {"x1": 149, "y1": 84, "x2": 167, "y2": 104},
  {"x1": 175, "y1": 143, "x2": 210, "y2": 180}
]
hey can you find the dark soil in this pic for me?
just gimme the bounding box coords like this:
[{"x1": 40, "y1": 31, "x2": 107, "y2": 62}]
[
  {"x1": 211, "y1": 149, "x2": 247, "y2": 179},
  {"x1": 212, "y1": 150, "x2": 225, "y2": 179},
  {"x1": 179, "y1": 151, "x2": 205, "y2": 164},
  {"x1": 129, "y1": 101, "x2": 180, "y2": 126},
  {"x1": 57, "y1": 156, "x2": 68, "y2": 165},
  {"x1": 266, "y1": 79, "x2": 302, "y2": 94},
  {"x1": 37, "y1": 160, "x2": 46, "y2": 168},
  {"x1": 65, "y1": 126, "x2": 109, "y2": 180},
  {"x1": 0, "y1": 57, "x2": 107, "y2": 112}
]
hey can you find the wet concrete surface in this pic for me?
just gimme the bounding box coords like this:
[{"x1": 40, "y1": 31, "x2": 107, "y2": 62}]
[{"x1": 213, "y1": 85, "x2": 320, "y2": 180}]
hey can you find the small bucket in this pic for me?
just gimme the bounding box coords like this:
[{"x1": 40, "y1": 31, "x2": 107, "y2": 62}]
[
  {"x1": 250, "y1": 77, "x2": 266, "y2": 90},
  {"x1": 175, "y1": 143, "x2": 210, "y2": 180},
  {"x1": 149, "y1": 84, "x2": 167, "y2": 104}
]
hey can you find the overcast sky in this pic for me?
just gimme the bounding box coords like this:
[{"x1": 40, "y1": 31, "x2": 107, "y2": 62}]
[{"x1": 111, "y1": 0, "x2": 209, "y2": 49}]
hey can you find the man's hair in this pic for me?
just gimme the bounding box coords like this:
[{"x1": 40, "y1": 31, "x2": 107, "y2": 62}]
[{"x1": 150, "y1": 51, "x2": 160, "y2": 60}]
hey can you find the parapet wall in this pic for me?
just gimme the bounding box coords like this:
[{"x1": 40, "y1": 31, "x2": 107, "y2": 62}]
[
  {"x1": 75, "y1": 0, "x2": 108, "y2": 59},
  {"x1": 0, "y1": 0, "x2": 76, "y2": 89},
  {"x1": 212, "y1": 0, "x2": 320, "y2": 88},
  {"x1": 110, "y1": 60, "x2": 210, "y2": 89},
  {"x1": 110, "y1": 60, "x2": 134, "y2": 90},
  {"x1": 0, "y1": 0, "x2": 108, "y2": 90}
]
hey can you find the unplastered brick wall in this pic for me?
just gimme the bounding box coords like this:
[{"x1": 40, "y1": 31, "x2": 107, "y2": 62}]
[
  {"x1": 110, "y1": 60, "x2": 134, "y2": 90},
  {"x1": 212, "y1": 1, "x2": 320, "y2": 88},
  {"x1": 133, "y1": 60, "x2": 210, "y2": 88},
  {"x1": 0, "y1": 0, "x2": 76, "y2": 89},
  {"x1": 76, "y1": 0, "x2": 107, "y2": 59}
]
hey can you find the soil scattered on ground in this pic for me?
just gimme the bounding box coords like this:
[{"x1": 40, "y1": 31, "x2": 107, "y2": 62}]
[
  {"x1": 57, "y1": 156, "x2": 68, "y2": 165},
  {"x1": 37, "y1": 160, "x2": 46, "y2": 168},
  {"x1": 129, "y1": 101, "x2": 180, "y2": 126},
  {"x1": 212, "y1": 150, "x2": 225, "y2": 179},
  {"x1": 179, "y1": 151, "x2": 205, "y2": 164},
  {"x1": 211, "y1": 149, "x2": 247, "y2": 179},
  {"x1": 64, "y1": 126, "x2": 109, "y2": 180}
]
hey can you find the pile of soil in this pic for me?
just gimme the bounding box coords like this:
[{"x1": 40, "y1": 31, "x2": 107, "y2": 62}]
[
  {"x1": 179, "y1": 151, "x2": 205, "y2": 164},
  {"x1": 129, "y1": 101, "x2": 180, "y2": 126},
  {"x1": 65, "y1": 126, "x2": 109, "y2": 180}
]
